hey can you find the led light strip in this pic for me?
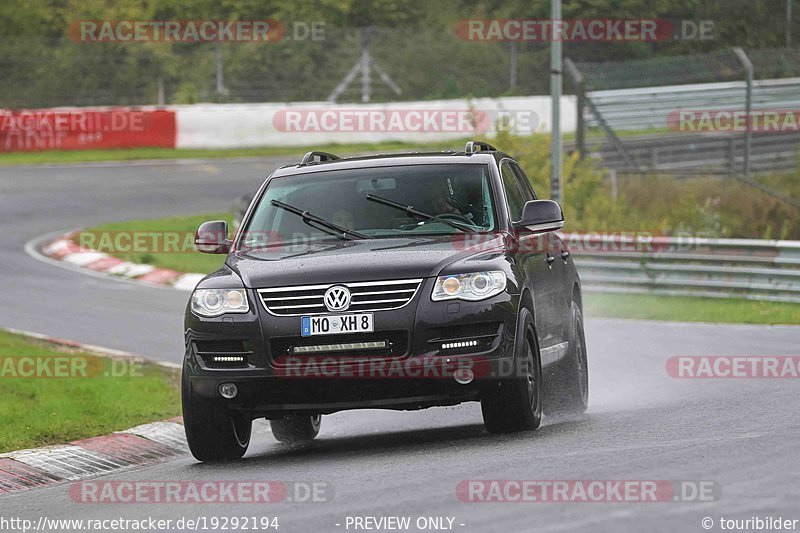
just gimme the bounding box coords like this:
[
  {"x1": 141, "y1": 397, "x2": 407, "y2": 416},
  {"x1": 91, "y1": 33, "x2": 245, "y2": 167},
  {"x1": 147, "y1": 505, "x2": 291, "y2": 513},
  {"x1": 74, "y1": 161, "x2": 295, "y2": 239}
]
[
  {"x1": 441, "y1": 340, "x2": 479, "y2": 349},
  {"x1": 212, "y1": 356, "x2": 245, "y2": 362},
  {"x1": 292, "y1": 341, "x2": 387, "y2": 354}
]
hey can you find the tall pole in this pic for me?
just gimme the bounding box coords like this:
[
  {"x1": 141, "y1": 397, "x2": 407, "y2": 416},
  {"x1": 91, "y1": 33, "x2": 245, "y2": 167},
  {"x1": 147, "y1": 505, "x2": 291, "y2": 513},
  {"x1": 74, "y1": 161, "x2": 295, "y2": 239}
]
[
  {"x1": 733, "y1": 47, "x2": 753, "y2": 180},
  {"x1": 509, "y1": 41, "x2": 518, "y2": 91},
  {"x1": 215, "y1": 42, "x2": 225, "y2": 95},
  {"x1": 564, "y1": 58, "x2": 585, "y2": 160},
  {"x1": 788, "y1": 0, "x2": 793, "y2": 47},
  {"x1": 550, "y1": 0, "x2": 563, "y2": 203}
]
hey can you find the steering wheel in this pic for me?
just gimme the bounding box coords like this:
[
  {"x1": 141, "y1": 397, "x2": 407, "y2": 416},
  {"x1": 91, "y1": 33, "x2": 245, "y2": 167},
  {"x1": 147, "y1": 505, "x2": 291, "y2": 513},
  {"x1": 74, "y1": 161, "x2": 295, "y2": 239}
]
[
  {"x1": 426, "y1": 212, "x2": 475, "y2": 225},
  {"x1": 398, "y1": 213, "x2": 476, "y2": 231}
]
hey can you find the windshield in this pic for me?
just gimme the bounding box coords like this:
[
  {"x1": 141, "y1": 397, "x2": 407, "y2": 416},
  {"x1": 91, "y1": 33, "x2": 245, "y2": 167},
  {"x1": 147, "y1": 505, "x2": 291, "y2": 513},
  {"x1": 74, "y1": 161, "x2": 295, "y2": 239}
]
[{"x1": 240, "y1": 164, "x2": 496, "y2": 247}]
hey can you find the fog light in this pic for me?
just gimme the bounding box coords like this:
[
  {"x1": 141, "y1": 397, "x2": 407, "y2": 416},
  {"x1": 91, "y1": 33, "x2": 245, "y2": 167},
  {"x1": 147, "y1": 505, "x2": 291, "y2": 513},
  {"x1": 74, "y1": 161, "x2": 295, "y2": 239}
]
[
  {"x1": 454, "y1": 368, "x2": 474, "y2": 385},
  {"x1": 219, "y1": 383, "x2": 238, "y2": 399}
]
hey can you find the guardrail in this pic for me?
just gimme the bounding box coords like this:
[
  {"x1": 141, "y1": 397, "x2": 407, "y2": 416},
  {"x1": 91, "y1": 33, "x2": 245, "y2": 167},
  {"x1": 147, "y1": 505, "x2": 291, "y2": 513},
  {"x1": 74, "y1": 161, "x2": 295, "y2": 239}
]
[
  {"x1": 567, "y1": 234, "x2": 800, "y2": 303},
  {"x1": 571, "y1": 131, "x2": 800, "y2": 175},
  {"x1": 585, "y1": 77, "x2": 800, "y2": 131}
]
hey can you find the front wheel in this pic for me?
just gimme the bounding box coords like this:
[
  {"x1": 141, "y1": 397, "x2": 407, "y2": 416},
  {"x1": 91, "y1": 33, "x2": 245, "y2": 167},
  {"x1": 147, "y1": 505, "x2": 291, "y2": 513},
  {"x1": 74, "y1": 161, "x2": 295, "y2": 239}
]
[
  {"x1": 270, "y1": 414, "x2": 322, "y2": 443},
  {"x1": 182, "y1": 369, "x2": 252, "y2": 462},
  {"x1": 481, "y1": 308, "x2": 542, "y2": 433}
]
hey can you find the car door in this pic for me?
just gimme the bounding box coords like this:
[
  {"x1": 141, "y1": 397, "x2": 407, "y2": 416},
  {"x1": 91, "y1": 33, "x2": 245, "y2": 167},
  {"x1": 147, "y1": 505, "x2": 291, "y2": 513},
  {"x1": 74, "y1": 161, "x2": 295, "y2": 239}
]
[
  {"x1": 499, "y1": 160, "x2": 560, "y2": 353},
  {"x1": 510, "y1": 162, "x2": 571, "y2": 356}
]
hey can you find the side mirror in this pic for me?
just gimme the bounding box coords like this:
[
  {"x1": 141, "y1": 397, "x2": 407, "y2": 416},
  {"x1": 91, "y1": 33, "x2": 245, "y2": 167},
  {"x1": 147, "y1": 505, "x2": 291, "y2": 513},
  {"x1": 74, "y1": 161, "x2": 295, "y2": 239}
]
[
  {"x1": 515, "y1": 200, "x2": 565, "y2": 234},
  {"x1": 195, "y1": 220, "x2": 231, "y2": 254}
]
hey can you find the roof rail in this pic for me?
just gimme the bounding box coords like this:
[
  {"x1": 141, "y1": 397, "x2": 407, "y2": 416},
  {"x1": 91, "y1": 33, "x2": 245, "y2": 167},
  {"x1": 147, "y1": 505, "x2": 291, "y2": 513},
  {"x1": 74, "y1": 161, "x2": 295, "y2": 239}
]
[
  {"x1": 300, "y1": 151, "x2": 340, "y2": 166},
  {"x1": 464, "y1": 141, "x2": 497, "y2": 155}
]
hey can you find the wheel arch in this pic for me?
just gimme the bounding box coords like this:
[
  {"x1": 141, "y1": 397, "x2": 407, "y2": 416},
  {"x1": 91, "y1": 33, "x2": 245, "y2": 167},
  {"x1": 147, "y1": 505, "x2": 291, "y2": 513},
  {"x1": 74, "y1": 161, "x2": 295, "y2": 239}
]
[{"x1": 572, "y1": 282, "x2": 583, "y2": 309}]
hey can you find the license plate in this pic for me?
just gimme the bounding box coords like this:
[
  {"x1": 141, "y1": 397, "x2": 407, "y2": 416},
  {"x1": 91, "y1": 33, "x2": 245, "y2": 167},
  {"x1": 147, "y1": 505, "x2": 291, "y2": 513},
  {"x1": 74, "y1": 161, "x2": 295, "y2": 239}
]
[{"x1": 301, "y1": 313, "x2": 374, "y2": 337}]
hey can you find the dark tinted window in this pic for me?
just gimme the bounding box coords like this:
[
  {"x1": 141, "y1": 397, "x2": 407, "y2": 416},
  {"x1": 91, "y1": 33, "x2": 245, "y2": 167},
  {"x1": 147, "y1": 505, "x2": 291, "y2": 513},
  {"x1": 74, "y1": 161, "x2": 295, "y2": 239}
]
[
  {"x1": 243, "y1": 164, "x2": 497, "y2": 246},
  {"x1": 501, "y1": 161, "x2": 526, "y2": 222},
  {"x1": 511, "y1": 163, "x2": 536, "y2": 200}
]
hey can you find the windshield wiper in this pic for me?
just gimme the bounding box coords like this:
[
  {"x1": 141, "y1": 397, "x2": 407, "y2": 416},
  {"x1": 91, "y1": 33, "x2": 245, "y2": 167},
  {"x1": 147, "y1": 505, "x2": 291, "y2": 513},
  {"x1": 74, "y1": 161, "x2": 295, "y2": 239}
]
[
  {"x1": 270, "y1": 200, "x2": 369, "y2": 240},
  {"x1": 365, "y1": 193, "x2": 477, "y2": 234}
]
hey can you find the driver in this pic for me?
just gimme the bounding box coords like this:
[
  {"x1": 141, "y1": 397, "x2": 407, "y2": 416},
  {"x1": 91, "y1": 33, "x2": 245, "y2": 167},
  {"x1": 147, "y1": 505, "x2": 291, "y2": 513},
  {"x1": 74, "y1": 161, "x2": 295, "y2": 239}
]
[{"x1": 431, "y1": 178, "x2": 474, "y2": 222}]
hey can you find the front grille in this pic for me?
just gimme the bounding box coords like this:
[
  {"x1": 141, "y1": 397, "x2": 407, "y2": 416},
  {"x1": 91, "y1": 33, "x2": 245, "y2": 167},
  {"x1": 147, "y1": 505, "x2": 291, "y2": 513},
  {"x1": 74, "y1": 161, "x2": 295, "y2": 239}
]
[
  {"x1": 194, "y1": 339, "x2": 252, "y2": 368},
  {"x1": 258, "y1": 278, "x2": 422, "y2": 316},
  {"x1": 271, "y1": 330, "x2": 409, "y2": 362}
]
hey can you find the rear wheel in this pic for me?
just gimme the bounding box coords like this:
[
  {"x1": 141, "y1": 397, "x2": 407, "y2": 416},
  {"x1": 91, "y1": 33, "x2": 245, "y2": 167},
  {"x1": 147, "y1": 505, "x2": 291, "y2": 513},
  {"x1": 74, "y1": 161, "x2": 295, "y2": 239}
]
[
  {"x1": 270, "y1": 414, "x2": 322, "y2": 443},
  {"x1": 481, "y1": 309, "x2": 542, "y2": 433},
  {"x1": 182, "y1": 369, "x2": 252, "y2": 462},
  {"x1": 547, "y1": 301, "x2": 589, "y2": 415}
]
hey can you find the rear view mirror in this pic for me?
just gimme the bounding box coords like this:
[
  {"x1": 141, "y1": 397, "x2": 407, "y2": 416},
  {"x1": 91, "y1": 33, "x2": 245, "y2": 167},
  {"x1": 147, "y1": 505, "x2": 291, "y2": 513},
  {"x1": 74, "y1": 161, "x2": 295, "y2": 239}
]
[
  {"x1": 515, "y1": 200, "x2": 565, "y2": 234},
  {"x1": 357, "y1": 178, "x2": 397, "y2": 193},
  {"x1": 195, "y1": 220, "x2": 231, "y2": 254}
]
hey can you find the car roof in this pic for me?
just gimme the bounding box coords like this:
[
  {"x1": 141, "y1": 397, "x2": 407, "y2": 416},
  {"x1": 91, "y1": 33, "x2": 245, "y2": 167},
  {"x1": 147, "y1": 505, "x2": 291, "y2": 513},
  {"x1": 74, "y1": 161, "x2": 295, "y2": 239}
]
[{"x1": 270, "y1": 150, "x2": 512, "y2": 178}]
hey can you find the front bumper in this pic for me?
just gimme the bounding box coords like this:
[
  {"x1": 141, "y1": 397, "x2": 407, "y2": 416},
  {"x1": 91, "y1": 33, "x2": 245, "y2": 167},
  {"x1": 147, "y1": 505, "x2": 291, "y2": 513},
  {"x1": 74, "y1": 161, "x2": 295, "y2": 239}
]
[{"x1": 184, "y1": 279, "x2": 520, "y2": 416}]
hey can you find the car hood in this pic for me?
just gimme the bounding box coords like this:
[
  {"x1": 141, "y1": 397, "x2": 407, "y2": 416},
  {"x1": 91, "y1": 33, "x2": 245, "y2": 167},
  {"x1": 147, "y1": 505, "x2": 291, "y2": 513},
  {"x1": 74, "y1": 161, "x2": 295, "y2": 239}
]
[{"x1": 228, "y1": 234, "x2": 508, "y2": 288}]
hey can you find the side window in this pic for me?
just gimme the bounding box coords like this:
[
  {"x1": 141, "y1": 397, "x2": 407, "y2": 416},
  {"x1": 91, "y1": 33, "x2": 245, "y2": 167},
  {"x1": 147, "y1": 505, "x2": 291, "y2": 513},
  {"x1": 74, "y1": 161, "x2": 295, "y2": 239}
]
[
  {"x1": 500, "y1": 161, "x2": 526, "y2": 222},
  {"x1": 511, "y1": 163, "x2": 537, "y2": 200}
]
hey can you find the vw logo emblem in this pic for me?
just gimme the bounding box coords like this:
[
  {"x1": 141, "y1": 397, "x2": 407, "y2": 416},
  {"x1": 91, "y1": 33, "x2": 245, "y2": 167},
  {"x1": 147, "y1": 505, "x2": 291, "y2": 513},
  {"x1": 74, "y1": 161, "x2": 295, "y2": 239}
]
[{"x1": 324, "y1": 285, "x2": 351, "y2": 312}]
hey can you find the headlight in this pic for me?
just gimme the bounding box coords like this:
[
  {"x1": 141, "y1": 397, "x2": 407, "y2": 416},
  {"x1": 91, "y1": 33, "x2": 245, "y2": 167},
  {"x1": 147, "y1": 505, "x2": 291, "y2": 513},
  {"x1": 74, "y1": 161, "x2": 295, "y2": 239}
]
[
  {"x1": 431, "y1": 271, "x2": 507, "y2": 302},
  {"x1": 191, "y1": 288, "x2": 250, "y2": 317}
]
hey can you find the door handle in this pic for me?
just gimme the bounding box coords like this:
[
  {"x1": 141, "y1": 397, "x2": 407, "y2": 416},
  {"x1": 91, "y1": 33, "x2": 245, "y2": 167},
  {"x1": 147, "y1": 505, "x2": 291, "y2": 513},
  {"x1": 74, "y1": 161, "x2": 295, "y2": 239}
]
[
  {"x1": 561, "y1": 250, "x2": 570, "y2": 262},
  {"x1": 546, "y1": 253, "x2": 555, "y2": 267}
]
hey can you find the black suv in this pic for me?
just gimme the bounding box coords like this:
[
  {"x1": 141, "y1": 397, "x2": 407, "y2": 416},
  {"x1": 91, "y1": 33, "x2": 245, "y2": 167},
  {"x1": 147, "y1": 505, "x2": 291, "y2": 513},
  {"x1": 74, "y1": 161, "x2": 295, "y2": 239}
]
[{"x1": 183, "y1": 141, "x2": 588, "y2": 461}]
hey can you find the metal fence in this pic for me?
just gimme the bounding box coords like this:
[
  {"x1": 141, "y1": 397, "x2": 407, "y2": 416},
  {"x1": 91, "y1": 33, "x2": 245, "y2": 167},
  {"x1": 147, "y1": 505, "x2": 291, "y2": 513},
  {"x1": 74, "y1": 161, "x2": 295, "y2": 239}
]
[
  {"x1": 569, "y1": 234, "x2": 800, "y2": 303},
  {"x1": 566, "y1": 47, "x2": 800, "y2": 210},
  {"x1": 568, "y1": 48, "x2": 800, "y2": 177},
  {"x1": 0, "y1": 30, "x2": 550, "y2": 108}
]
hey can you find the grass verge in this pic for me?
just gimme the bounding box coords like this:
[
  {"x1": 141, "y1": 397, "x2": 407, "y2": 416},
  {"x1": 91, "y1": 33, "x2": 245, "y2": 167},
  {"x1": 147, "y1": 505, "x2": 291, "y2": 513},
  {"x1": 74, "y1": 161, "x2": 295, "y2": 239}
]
[
  {"x1": 0, "y1": 140, "x2": 465, "y2": 166},
  {"x1": 0, "y1": 329, "x2": 180, "y2": 453},
  {"x1": 76, "y1": 212, "x2": 233, "y2": 274},
  {"x1": 584, "y1": 292, "x2": 800, "y2": 325}
]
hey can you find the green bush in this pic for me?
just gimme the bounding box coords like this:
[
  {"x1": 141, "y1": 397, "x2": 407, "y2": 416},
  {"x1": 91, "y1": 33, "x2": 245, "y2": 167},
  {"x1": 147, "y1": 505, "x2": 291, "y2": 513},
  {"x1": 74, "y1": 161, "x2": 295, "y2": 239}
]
[{"x1": 494, "y1": 130, "x2": 800, "y2": 239}]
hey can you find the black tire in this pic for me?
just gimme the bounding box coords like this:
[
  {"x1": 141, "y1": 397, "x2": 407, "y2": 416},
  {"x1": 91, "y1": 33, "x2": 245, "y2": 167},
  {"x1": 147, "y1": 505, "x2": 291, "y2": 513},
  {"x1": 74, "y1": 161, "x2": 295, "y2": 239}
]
[
  {"x1": 181, "y1": 368, "x2": 252, "y2": 462},
  {"x1": 270, "y1": 414, "x2": 322, "y2": 443},
  {"x1": 481, "y1": 308, "x2": 542, "y2": 433},
  {"x1": 547, "y1": 301, "x2": 589, "y2": 415}
]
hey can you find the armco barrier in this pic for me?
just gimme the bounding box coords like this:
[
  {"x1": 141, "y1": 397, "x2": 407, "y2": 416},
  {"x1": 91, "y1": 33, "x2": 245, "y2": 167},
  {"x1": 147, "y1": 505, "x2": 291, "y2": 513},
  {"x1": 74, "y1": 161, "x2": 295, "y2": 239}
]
[
  {"x1": 0, "y1": 108, "x2": 176, "y2": 152},
  {"x1": 565, "y1": 233, "x2": 800, "y2": 303},
  {"x1": 0, "y1": 96, "x2": 577, "y2": 152},
  {"x1": 173, "y1": 96, "x2": 577, "y2": 149},
  {"x1": 586, "y1": 77, "x2": 800, "y2": 131}
]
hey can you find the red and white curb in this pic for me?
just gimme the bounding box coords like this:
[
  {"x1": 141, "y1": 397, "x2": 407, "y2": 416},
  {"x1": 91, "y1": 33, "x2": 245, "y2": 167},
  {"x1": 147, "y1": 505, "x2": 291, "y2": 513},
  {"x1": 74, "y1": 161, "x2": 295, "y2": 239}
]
[
  {"x1": 0, "y1": 421, "x2": 187, "y2": 494},
  {"x1": 27, "y1": 230, "x2": 205, "y2": 292},
  {"x1": 0, "y1": 328, "x2": 187, "y2": 495}
]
